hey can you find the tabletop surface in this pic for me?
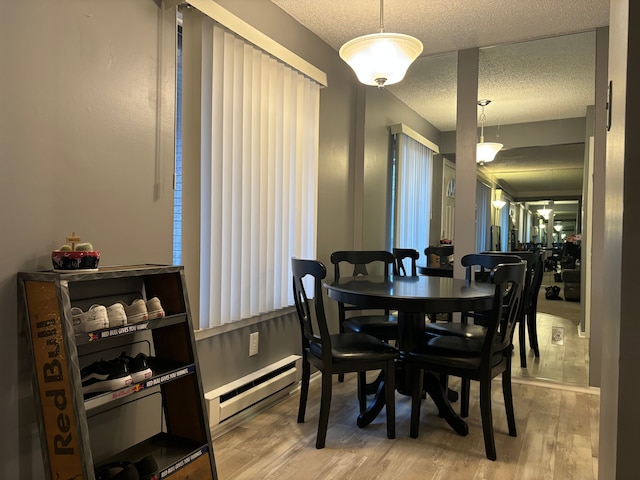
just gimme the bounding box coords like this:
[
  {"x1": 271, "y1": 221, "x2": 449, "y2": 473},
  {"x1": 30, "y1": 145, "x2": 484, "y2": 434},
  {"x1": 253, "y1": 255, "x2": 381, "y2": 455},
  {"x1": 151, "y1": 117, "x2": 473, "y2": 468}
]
[{"x1": 325, "y1": 275, "x2": 495, "y2": 313}]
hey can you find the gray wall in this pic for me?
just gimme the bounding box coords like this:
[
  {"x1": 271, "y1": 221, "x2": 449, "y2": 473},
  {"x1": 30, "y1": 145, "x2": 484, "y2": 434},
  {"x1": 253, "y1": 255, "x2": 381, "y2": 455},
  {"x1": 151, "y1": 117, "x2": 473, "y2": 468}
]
[
  {"x1": 600, "y1": 1, "x2": 640, "y2": 477},
  {"x1": 1, "y1": 1, "x2": 176, "y2": 477}
]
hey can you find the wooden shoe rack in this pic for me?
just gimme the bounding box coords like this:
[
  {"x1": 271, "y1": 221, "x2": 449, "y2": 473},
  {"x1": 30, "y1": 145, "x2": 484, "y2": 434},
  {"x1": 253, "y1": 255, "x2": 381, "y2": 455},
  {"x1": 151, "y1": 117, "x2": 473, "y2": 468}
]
[{"x1": 18, "y1": 264, "x2": 218, "y2": 480}]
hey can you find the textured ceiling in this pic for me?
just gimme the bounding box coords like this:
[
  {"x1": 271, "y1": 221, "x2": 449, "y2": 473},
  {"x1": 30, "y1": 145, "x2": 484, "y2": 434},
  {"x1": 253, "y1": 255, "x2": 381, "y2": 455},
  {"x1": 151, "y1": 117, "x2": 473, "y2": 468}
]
[{"x1": 271, "y1": 0, "x2": 610, "y2": 199}]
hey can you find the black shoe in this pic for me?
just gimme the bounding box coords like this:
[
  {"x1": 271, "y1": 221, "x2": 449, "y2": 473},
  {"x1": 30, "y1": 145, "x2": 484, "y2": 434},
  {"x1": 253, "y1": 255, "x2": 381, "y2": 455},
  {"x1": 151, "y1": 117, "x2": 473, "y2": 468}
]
[
  {"x1": 96, "y1": 462, "x2": 140, "y2": 480},
  {"x1": 134, "y1": 455, "x2": 159, "y2": 480},
  {"x1": 119, "y1": 352, "x2": 153, "y2": 384},
  {"x1": 81, "y1": 358, "x2": 132, "y2": 394}
]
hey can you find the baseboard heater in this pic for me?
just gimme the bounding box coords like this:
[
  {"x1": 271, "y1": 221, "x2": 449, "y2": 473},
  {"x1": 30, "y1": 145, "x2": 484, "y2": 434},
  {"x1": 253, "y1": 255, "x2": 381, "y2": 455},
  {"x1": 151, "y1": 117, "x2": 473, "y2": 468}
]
[{"x1": 205, "y1": 355, "x2": 301, "y2": 428}]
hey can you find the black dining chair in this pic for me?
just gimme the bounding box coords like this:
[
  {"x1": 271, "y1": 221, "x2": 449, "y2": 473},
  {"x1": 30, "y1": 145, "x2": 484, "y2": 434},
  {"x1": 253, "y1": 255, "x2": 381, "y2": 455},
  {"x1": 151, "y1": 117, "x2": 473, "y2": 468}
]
[
  {"x1": 291, "y1": 257, "x2": 399, "y2": 449},
  {"x1": 424, "y1": 253, "x2": 522, "y2": 416},
  {"x1": 392, "y1": 247, "x2": 419, "y2": 276},
  {"x1": 407, "y1": 260, "x2": 526, "y2": 461},
  {"x1": 483, "y1": 250, "x2": 543, "y2": 367},
  {"x1": 330, "y1": 250, "x2": 397, "y2": 342}
]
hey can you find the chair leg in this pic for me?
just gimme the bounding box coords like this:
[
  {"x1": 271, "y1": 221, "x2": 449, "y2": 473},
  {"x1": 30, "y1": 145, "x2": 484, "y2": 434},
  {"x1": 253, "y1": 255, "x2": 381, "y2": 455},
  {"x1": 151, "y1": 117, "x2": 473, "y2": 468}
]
[
  {"x1": 479, "y1": 378, "x2": 497, "y2": 461},
  {"x1": 357, "y1": 371, "x2": 367, "y2": 413},
  {"x1": 338, "y1": 321, "x2": 345, "y2": 383},
  {"x1": 384, "y1": 361, "x2": 396, "y2": 439},
  {"x1": 502, "y1": 363, "x2": 517, "y2": 437},
  {"x1": 519, "y1": 316, "x2": 527, "y2": 368},
  {"x1": 527, "y1": 310, "x2": 540, "y2": 357},
  {"x1": 460, "y1": 378, "x2": 470, "y2": 418},
  {"x1": 297, "y1": 359, "x2": 310, "y2": 423},
  {"x1": 409, "y1": 363, "x2": 424, "y2": 439},
  {"x1": 316, "y1": 372, "x2": 333, "y2": 449}
]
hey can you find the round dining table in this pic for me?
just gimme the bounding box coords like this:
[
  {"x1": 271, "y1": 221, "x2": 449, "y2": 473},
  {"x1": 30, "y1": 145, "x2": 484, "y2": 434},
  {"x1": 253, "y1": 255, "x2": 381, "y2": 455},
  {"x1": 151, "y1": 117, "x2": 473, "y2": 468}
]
[{"x1": 325, "y1": 274, "x2": 495, "y2": 436}]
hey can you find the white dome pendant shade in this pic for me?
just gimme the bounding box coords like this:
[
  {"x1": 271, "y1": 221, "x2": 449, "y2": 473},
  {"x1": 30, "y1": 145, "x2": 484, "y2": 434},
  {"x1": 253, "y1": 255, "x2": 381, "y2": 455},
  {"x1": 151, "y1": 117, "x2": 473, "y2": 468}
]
[
  {"x1": 340, "y1": 33, "x2": 423, "y2": 87},
  {"x1": 339, "y1": 0, "x2": 423, "y2": 88},
  {"x1": 476, "y1": 140, "x2": 503, "y2": 164},
  {"x1": 476, "y1": 99, "x2": 503, "y2": 164}
]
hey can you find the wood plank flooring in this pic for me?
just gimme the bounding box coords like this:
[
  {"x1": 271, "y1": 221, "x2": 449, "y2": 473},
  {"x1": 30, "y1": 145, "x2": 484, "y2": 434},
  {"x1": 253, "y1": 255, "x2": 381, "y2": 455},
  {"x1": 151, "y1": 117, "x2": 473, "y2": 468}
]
[
  {"x1": 212, "y1": 373, "x2": 599, "y2": 479},
  {"x1": 512, "y1": 271, "x2": 588, "y2": 385}
]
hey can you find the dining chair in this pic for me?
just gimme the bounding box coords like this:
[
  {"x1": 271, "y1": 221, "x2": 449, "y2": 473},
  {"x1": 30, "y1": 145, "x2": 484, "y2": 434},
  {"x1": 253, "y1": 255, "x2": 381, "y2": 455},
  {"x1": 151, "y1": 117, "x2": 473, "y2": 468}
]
[
  {"x1": 291, "y1": 257, "x2": 399, "y2": 449},
  {"x1": 424, "y1": 253, "x2": 522, "y2": 416},
  {"x1": 392, "y1": 248, "x2": 419, "y2": 276},
  {"x1": 330, "y1": 250, "x2": 397, "y2": 342},
  {"x1": 483, "y1": 250, "x2": 543, "y2": 367},
  {"x1": 425, "y1": 245, "x2": 454, "y2": 268},
  {"x1": 407, "y1": 260, "x2": 526, "y2": 461}
]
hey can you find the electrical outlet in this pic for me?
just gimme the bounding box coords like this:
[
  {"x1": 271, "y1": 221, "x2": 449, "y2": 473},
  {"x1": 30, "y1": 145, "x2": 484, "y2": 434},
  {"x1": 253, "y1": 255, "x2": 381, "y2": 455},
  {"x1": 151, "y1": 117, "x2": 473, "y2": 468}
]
[{"x1": 249, "y1": 332, "x2": 259, "y2": 356}]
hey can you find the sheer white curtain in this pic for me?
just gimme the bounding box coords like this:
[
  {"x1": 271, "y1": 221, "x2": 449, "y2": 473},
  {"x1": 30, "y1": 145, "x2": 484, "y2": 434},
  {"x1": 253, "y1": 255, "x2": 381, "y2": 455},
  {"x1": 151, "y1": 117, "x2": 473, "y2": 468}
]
[
  {"x1": 500, "y1": 201, "x2": 510, "y2": 250},
  {"x1": 476, "y1": 181, "x2": 492, "y2": 253},
  {"x1": 394, "y1": 133, "x2": 433, "y2": 251},
  {"x1": 199, "y1": 20, "x2": 319, "y2": 328}
]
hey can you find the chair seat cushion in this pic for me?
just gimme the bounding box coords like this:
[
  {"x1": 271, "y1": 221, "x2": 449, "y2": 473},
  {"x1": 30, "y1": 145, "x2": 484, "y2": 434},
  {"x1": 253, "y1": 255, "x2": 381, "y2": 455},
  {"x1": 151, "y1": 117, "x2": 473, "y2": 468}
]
[
  {"x1": 424, "y1": 322, "x2": 487, "y2": 339},
  {"x1": 309, "y1": 332, "x2": 398, "y2": 362},
  {"x1": 343, "y1": 314, "x2": 398, "y2": 339},
  {"x1": 409, "y1": 335, "x2": 504, "y2": 370}
]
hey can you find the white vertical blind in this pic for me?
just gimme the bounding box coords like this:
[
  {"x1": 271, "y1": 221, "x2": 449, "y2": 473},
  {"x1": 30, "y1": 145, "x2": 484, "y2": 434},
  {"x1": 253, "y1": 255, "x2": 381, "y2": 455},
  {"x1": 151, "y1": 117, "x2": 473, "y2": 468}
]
[
  {"x1": 476, "y1": 181, "x2": 491, "y2": 253},
  {"x1": 199, "y1": 19, "x2": 319, "y2": 328},
  {"x1": 394, "y1": 133, "x2": 434, "y2": 251}
]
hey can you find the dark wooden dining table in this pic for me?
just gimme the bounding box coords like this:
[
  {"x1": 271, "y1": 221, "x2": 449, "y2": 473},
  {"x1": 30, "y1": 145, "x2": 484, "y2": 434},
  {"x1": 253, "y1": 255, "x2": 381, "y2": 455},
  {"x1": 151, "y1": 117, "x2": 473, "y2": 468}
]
[{"x1": 325, "y1": 274, "x2": 495, "y2": 436}]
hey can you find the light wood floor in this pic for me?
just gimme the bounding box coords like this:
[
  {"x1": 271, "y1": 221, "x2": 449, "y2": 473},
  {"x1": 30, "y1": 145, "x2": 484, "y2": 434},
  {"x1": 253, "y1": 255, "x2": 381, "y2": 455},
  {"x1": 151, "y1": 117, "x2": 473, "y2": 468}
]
[
  {"x1": 212, "y1": 372, "x2": 599, "y2": 479},
  {"x1": 513, "y1": 271, "x2": 589, "y2": 385}
]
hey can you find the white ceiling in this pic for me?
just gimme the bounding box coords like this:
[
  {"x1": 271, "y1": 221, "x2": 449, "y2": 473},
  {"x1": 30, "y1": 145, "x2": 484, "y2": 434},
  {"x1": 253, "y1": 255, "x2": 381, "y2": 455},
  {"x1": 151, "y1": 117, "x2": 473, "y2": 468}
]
[{"x1": 271, "y1": 0, "x2": 610, "y2": 198}]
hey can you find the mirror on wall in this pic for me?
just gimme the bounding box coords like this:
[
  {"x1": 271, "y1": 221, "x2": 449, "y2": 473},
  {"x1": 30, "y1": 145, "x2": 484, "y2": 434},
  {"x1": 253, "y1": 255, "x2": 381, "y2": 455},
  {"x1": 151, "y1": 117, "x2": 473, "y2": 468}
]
[{"x1": 386, "y1": 32, "x2": 596, "y2": 387}]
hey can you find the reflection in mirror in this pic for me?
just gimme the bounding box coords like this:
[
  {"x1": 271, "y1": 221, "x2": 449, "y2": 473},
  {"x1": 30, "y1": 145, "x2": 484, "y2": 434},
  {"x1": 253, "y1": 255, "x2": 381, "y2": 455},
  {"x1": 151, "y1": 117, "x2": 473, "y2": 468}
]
[
  {"x1": 477, "y1": 32, "x2": 595, "y2": 387},
  {"x1": 385, "y1": 33, "x2": 596, "y2": 387},
  {"x1": 387, "y1": 53, "x2": 457, "y2": 250}
]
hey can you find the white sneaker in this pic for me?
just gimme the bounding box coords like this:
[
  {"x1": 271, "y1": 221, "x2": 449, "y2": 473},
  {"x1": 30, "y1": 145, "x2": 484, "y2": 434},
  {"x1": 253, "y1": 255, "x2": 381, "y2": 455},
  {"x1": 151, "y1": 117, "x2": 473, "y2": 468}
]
[
  {"x1": 106, "y1": 303, "x2": 127, "y2": 328},
  {"x1": 71, "y1": 305, "x2": 109, "y2": 334},
  {"x1": 146, "y1": 297, "x2": 165, "y2": 320},
  {"x1": 122, "y1": 299, "x2": 148, "y2": 323}
]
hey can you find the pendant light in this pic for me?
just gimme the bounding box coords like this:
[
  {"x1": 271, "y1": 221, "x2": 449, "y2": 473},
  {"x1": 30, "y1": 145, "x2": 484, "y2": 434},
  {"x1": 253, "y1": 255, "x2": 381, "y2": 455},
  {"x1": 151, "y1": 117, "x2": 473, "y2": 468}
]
[
  {"x1": 476, "y1": 99, "x2": 503, "y2": 164},
  {"x1": 339, "y1": 0, "x2": 423, "y2": 88},
  {"x1": 492, "y1": 188, "x2": 507, "y2": 209}
]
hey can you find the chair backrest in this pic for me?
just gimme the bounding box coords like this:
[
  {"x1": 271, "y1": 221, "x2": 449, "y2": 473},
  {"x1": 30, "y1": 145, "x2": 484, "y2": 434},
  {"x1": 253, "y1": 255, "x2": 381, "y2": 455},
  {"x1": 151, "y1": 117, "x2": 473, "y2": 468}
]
[
  {"x1": 392, "y1": 248, "x2": 419, "y2": 276},
  {"x1": 482, "y1": 250, "x2": 541, "y2": 313},
  {"x1": 425, "y1": 245, "x2": 454, "y2": 268},
  {"x1": 330, "y1": 250, "x2": 394, "y2": 318},
  {"x1": 528, "y1": 252, "x2": 544, "y2": 313},
  {"x1": 461, "y1": 253, "x2": 522, "y2": 283},
  {"x1": 291, "y1": 257, "x2": 331, "y2": 358},
  {"x1": 330, "y1": 250, "x2": 394, "y2": 279},
  {"x1": 484, "y1": 261, "x2": 527, "y2": 354}
]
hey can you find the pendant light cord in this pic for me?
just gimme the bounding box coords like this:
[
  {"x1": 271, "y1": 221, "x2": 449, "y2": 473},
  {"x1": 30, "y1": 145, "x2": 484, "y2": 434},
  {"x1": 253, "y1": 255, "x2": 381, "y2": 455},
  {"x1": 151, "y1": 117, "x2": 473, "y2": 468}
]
[{"x1": 379, "y1": 0, "x2": 385, "y2": 33}]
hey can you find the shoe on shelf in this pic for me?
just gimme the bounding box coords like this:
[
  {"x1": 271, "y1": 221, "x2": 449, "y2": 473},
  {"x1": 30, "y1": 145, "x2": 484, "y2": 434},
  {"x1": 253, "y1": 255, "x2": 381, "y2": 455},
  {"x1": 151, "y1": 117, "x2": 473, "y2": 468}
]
[
  {"x1": 96, "y1": 462, "x2": 140, "y2": 480},
  {"x1": 145, "y1": 297, "x2": 165, "y2": 320},
  {"x1": 133, "y1": 455, "x2": 159, "y2": 480},
  {"x1": 119, "y1": 352, "x2": 153, "y2": 384},
  {"x1": 106, "y1": 303, "x2": 128, "y2": 328},
  {"x1": 96, "y1": 456, "x2": 158, "y2": 480},
  {"x1": 81, "y1": 357, "x2": 132, "y2": 395},
  {"x1": 71, "y1": 305, "x2": 109, "y2": 334},
  {"x1": 122, "y1": 299, "x2": 149, "y2": 323}
]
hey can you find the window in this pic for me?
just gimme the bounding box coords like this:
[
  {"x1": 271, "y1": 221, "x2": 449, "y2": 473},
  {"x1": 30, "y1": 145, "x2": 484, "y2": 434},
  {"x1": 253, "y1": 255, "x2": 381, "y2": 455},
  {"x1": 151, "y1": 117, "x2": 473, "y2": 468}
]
[
  {"x1": 173, "y1": 21, "x2": 183, "y2": 266},
  {"x1": 178, "y1": 8, "x2": 322, "y2": 329},
  {"x1": 476, "y1": 181, "x2": 491, "y2": 253},
  {"x1": 391, "y1": 131, "x2": 435, "y2": 251}
]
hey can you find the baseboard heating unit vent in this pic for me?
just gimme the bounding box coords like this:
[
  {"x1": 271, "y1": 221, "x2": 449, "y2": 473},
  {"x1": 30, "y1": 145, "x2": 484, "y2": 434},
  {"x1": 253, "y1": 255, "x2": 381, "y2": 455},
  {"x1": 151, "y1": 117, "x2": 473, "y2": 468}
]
[{"x1": 205, "y1": 355, "x2": 301, "y2": 428}]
